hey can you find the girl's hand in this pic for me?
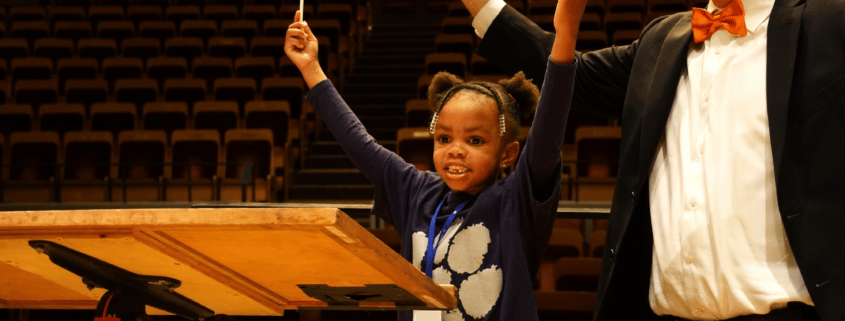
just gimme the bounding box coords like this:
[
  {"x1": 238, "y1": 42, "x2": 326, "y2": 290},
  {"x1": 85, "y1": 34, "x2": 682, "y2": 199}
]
[
  {"x1": 550, "y1": 0, "x2": 589, "y2": 64},
  {"x1": 284, "y1": 11, "x2": 327, "y2": 88}
]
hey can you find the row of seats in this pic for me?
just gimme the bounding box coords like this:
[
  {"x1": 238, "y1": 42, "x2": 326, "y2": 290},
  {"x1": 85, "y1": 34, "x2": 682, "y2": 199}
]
[
  {"x1": 447, "y1": 0, "x2": 706, "y2": 17},
  {"x1": 2, "y1": 17, "x2": 348, "y2": 46},
  {"x1": 0, "y1": 100, "x2": 306, "y2": 138},
  {"x1": 0, "y1": 127, "x2": 285, "y2": 203},
  {"x1": 1, "y1": 56, "x2": 307, "y2": 100},
  {"x1": 0, "y1": 20, "x2": 344, "y2": 53},
  {"x1": 0, "y1": 75, "x2": 309, "y2": 124},
  {"x1": 0, "y1": 4, "x2": 354, "y2": 27}
]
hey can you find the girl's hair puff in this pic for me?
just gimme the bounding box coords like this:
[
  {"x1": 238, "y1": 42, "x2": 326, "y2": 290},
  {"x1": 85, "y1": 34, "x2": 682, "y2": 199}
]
[{"x1": 427, "y1": 71, "x2": 539, "y2": 143}]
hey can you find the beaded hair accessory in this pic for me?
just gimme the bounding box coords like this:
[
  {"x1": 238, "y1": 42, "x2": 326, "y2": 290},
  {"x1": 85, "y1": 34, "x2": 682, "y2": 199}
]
[{"x1": 429, "y1": 82, "x2": 511, "y2": 137}]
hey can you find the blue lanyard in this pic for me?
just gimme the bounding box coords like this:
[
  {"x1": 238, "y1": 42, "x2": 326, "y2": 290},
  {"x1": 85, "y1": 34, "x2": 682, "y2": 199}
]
[{"x1": 425, "y1": 191, "x2": 468, "y2": 278}]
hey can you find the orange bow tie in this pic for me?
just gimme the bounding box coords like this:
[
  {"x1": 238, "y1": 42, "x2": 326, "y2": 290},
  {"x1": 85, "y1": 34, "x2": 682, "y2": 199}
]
[{"x1": 691, "y1": 0, "x2": 747, "y2": 43}]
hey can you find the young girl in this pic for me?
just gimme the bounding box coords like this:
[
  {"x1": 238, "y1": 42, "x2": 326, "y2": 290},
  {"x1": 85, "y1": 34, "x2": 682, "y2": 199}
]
[{"x1": 284, "y1": 0, "x2": 585, "y2": 319}]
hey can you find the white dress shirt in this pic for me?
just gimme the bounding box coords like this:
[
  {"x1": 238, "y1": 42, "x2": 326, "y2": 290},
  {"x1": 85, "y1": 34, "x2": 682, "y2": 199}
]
[{"x1": 473, "y1": 0, "x2": 814, "y2": 319}]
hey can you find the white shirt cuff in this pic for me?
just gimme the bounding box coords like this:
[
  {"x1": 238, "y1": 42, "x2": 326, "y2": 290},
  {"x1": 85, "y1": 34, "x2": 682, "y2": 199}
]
[{"x1": 472, "y1": 0, "x2": 507, "y2": 38}]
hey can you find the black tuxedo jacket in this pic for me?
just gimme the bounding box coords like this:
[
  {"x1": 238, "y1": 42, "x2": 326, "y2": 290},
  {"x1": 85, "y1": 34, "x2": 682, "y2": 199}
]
[{"x1": 477, "y1": 1, "x2": 845, "y2": 320}]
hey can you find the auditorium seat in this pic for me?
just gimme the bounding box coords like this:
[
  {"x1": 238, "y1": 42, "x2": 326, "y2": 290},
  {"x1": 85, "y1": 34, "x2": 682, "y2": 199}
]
[
  {"x1": 580, "y1": 13, "x2": 602, "y2": 31},
  {"x1": 208, "y1": 37, "x2": 247, "y2": 60},
  {"x1": 58, "y1": 0, "x2": 95, "y2": 6},
  {"x1": 99, "y1": 0, "x2": 132, "y2": 7},
  {"x1": 0, "y1": 40, "x2": 30, "y2": 65},
  {"x1": 554, "y1": 257, "x2": 602, "y2": 291},
  {"x1": 5, "y1": 131, "x2": 60, "y2": 203},
  {"x1": 649, "y1": 0, "x2": 688, "y2": 13},
  {"x1": 10, "y1": 22, "x2": 47, "y2": 47},
  {"x1": 166, "y1": 5, "x2": 201, "y2": 26},
  {"x1": 612, "y1": 29, "x2": 641, "y2": 46},
  {"x1": 49, "y1": 6, "x2": 85, "y2": 25},
  {"x1": 221, "y1": 19, "x2": 259, "y2": 45},
  {"x1": 241, "y1": 5, "x2": 276, "y2": 28},
  {"x1": 608, "y1": 0, "x2": 646, "y2": 14},
  {"x1": 102, "y1": 57, "x2": 144, "y2": 91},
  {"x1": 262, "y1": 19, "x2": 288, "y2": 37},
  {"x1": 244, "y1": 100, "x2": 294, "y2": 198},
  {"x1": 213, "y1": 77, "x2": 255, "y2": 113},
  {"x1": 546, "y1": 228, "x2": 584, "y2": 260},
  {"x1": 78, "y1": 38, "x2": 118, "y2": 63},
  {"x1": 98, "y1": 20, "x2": 136, "y2": 48},
  {"x1": 113, "y1": 130, "x2": 168, "y2": 202},
  {"x1": 9, "y1": 6, "x2": 47, "y2": 23},
  {"x1": 139, "y1": 20, "x2": 177, "y2": 45},
  {"x1": 167, "y1": 128, "x2": 221, "y2": 201},
  {"x1": 192, "y1": 56, "x2": 232, "y2": 88},
  {"x1": 260, "y1": 77, "x2": 304, "y2": 118},
  {"x1": 127, "y1": 5, "x2": 164, "y2": 26},
  {"x1": 164, "y1": 37, "x2": 204, "y2": 65},
  {"x1": 122, "y1": 37, "x2": 162, "y2": 64},
  {"x1": 88, "y1": 6, "x2": 125, "y2": 31},
  {"x1": 54, "y1": 21, "x2": 93, "y2": 42},
  {"x1": 604, "y1": 12, "x2": 643, "y2": 41},
  {"x1": 574, "y1": 126, "x2": 621, "y2": 202},
  {"x1": 39, "y1": 103, "x2": 86, "y2": 136},
  {"x1": 142, "y1": 101, "x2": 188, "y2": 136},
  {"x1": 440, "y1": 17, "x2": 474, "y2": 35},
  {"x1": 15, "y1": 79, "x2": 58, "y2": 110},
  {"x1": 528, "y1": 0, "x2": 556, "y2": 15},
  {"x1": 250, "y1": 36, "x2": 286, "y2": 60},
  {"x1": 220, "y1": 128, "x2": 274, "y2": 202},
  {"x1": 317, "y1": 4, "x2": 354, "y2": 38},
  {"x1": 235, "y1": 56, "x2": 275, "y2": 87},
  {"x1": 535, "y1": 227, "x2": 585, "y2": 291},
  {"x1": 417, "y1": 74, "x2": 434, "y2": 99},
  {"x1": 163, "y1": 78, "x2": 207, "y2": 111},
  {"x1": 65, "y1": 79, "x2": 109, "y2": 108},
  {"x1": 396, "y1": 127, "x2": 433, "y2": 171},
  {"x1": 90, "y1": 102, "x2": 137, "y2": 137},
  {"x1": 588, "y1": 229, "x2": 607, "y2": 257},
  {"x1": 467, "y1": 54, "x2": 501, "y2": 76},
  {"x1": 434, "y1": 33, "x2": 475, "y2": 62},
  {"x1": 576, "y1": 31, "x2": 608, "y2": 52},
  {"x1": 277, "y1": 56, "x2": 301, "y2": 78},
  {"x1": 60, "y1": 131, "x2": 114, "y2": 202},
  {"x1": 586, "y1": 0, "x2": 606, "y2": 18},
  {"x1": 137, "y1": 0, "x2": 170, "y2": 7},
  {"x1": 11, "y1": 57, "x2": 53, "y2": 82},
  {"x1": 0, "y1": 82, "x2": 7, "y2": 104},
  {"x1": 278, "y1": 4, "x2": 314, "y2": 21},
  {"x1": 115, "y1": 78, "x2": 159, "y2": 114},
  {"x1": 203, "y1": 5, "x2": 239, "y2": 25},
  {"x1": 528, "y1": 14, "x2": 554, "y2": 31},
  {"x1": 0, "y1": 104, "x2": 34, "y2": 139},
  {"x1": 180, "y1": 19, "x2": 218, "y2": 41},
  {"x1": 425, "y1": 53, "x2": 467, "y2": 78},
  {"x1": 446, "y1": 2, "x2": 471, "y2": 16},
  {"x1": 193, "y1": 100, "x2": 239, "y2": 137},
  {"x1": 147, "y1": 56, "x2": 189, "y2": 86},
  {"x1": 404, "y1": 99, "x2": 430, "y2": 127}
]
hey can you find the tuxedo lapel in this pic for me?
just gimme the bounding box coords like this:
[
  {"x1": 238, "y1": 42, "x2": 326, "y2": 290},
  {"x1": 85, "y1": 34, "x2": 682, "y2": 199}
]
[
  {"x1": 766, "y1": 0, "x2": 804, "y2": 185},
  {"x1": 637, "y1": 14, "x2": 693, "y2": 186}
]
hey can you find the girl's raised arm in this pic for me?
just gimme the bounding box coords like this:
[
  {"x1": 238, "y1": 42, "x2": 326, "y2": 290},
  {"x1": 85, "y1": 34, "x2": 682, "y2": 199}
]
[{"x1": 284, "y1": 11, "x2": 328, "y2": 89}]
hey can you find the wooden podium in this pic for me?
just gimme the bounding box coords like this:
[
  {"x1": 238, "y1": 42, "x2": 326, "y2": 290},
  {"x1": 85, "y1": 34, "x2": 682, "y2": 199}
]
[{"x1": 0, "y1": 208, "x2": 456, "y2": 318}]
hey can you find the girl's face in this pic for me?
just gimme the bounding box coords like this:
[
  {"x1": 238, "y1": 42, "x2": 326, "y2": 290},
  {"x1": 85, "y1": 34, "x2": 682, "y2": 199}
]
[{"x1": 432, "y1": 91, "x2": 519, "y2": 195}]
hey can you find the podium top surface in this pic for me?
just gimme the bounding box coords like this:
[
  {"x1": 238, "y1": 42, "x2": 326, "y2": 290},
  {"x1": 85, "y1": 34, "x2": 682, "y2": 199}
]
[{"x1": 0, "y1": 208, "x2": 456, "y2": 315}]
